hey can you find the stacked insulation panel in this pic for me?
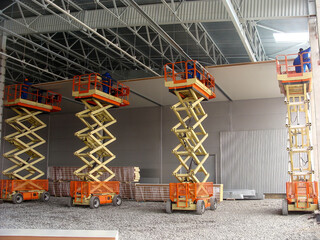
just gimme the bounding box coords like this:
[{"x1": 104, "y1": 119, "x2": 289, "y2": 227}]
[
  {"x1": 135, "y1": 183, "x2": 223, "y2": 202},
  {"x1": 48, "y1": 166, "x2": 140, "y2": 197},
  {"x1": 135, "y1": 184, "x2": 170, "y2": 202}
]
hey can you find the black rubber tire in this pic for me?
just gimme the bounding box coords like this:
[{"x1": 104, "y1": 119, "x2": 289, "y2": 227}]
[
  {"x1": 40, "y1": 191, "x2": 50, "y2": 202},
  {"x1": 196, "y1": 200, "x2": 205, "y2": 215},
  {"x1": 282, "y1": 199, "x2": 288, "y2": 216},
  {"x1": 90, "y1": 196, "x2": 100, "y2": 209},
  {"x1": 112, "y1": 195, "x2": 122, "y2": 206},
  {"x1": 67, "y1": 197, "x2": 74, "y2": 207},
  {"x1": 12, "y1": 193, "x2": 23, "y2": 204},
  {"x1": 210, "y1": 197, "x2": 217, "y2": 211},
  {"x1": 166, "y1": 200, "x2": 173, "y2": 214}
]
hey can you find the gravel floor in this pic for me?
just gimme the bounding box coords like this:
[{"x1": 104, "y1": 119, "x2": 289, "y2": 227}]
[{"x1": 0, "y1": 198, "x2": 320, "y2": 240}]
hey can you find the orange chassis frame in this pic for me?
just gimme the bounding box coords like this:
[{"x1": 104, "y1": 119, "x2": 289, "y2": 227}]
[
  {"x1": 69, "y1": 181, "x2": 120, "y2": 207},
  {"x1": 0, "y1": 179, "x2": 49, "y2": 203},
  {"x1": 168, "y1": 182, "x2": 214, "y2": 211}
]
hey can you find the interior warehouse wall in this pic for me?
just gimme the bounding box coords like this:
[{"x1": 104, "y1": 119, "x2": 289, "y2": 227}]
[{"x1": 0, "y1": 97, "x2": 287, "y2": 193}]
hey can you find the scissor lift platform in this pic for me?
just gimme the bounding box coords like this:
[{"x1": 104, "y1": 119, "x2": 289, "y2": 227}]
[
  {"x1": 4, "y1": 84, "x2": 61, "y2": 112},
  {"x1": 164, "y1": 60, "x2": 215, "y2": 100},
  {"x1": 276, "y1": 54, "x2": 318, "y2": 214},
  {"x1": 164, "y1": 60, "x2": 217, "y2": 215},
  {"x1": 72, "y1": 73, "x2": 129, "y2": 107},
  {"x1": 1, "y1": 84, "x2": 61, "y2": 204},
  {"x1": 69, "y1": 73, "x2": 129, "y2": 208}
]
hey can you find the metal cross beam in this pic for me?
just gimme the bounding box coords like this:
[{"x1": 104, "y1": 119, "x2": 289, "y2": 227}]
[
  {"x1": 161, "y1": 0, "x2": 229, "y2": 65},
  {"x1": 41, "y1": 0, "x2": 160, "y2": 76},
  {"x1": 2, "y1": 1, "x2": 309, "y2": 35},
  {"x1": 222, "y1": 0, "x2": 267, "y2": 62}
]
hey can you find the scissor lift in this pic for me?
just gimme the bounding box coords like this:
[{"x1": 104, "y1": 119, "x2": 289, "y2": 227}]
[
  {"x1": 164, "y1": 60, "x2": 217, "y2": 215},
  {"x1": 0, "y1": 83, "x2": 61, "y2": 204},
  {"x1": 69, "y1": 73, "x2": 129, "y2": 208},
  {"x1": 276, "y1": 54, "x2": 319, "y2": 215}
]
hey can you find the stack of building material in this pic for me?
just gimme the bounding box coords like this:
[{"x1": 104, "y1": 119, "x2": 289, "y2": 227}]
[
  {"x1": 135, "y1": 184, "x2": 169, "y2": 202},
  {"x1": 116, "y1": 167, "x2": 140, "y2": 199},
  {"x1": 135, "y1": 184, "x2": 223, "y2": 202},
  {"x1": 48, "y1": 166, "x2": 140, "y2": 197},
  {"x1": 223, "y1": 189, "x2": 263, "y2": 200},
  {"x1": 213, "y1": 184, "x2": 224, "y2": 202},
  {"x1": 111, "y1": 167, "x2": 140, "y2": 182},
  {"x1": 48, "y1": 167, "x2": 79, "y2": 197}
]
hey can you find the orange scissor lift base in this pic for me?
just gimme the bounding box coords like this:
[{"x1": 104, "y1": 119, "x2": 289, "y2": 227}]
[
  {"x1": 69, "y1": 181, "x2": 121, "y2": 208},
  {"x1": 0, "y1": 179, "x2": 49, "y2": 203},
  {"x1": 167, "y1": 182, "x2": 217, "y2": 214},
  {"x1": 285, "y1": 181, "x2": 319, "y2": 212}
]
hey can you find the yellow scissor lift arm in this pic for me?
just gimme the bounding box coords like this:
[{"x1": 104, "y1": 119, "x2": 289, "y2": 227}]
[
  {"x1": 276, "y1": 54, "x2": 318, "y2": 215},
  {"x1": 0, "y1": 83, "x2": 61, "y2": 204},
  {"x1": 69, "y1": 73, "x2": 129, "y2": 209},
  {"x1": 164, "y1": 60, "x2": 217, "y2": 215}
]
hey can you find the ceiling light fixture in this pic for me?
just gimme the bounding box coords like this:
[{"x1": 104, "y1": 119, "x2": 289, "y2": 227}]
[{"x1": 273, "y1": 32, "x2": 309, "y2": 42}]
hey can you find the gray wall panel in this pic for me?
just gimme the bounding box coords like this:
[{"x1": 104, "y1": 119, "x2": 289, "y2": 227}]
[
  {"x1": 220, "y1": 129, "x2": 289, "y2": 193},
  {"x1": 0, "y1": 97, "x2": 288, "y2": 190}
]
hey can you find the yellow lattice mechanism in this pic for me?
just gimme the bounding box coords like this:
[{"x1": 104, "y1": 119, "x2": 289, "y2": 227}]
[
  {"x1": 171, "y1": 89, "x2": 209, "y2": 183},
  {"x1": 285, "y1": 83, "x2": 313, "y2": 182},
  {"x1": 3, "y1": 107, "x2": 46, "y2": 180},
  {"x1": 74, "y1": 98, "x2": 116, "y2": 182}
]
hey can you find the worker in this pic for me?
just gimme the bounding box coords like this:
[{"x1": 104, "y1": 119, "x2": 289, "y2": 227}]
[
  {"x1": 101, "y1": 72, "x2": 112, "y2": 94},
  {"x1": 187, "y1": 63, "x2": 194, "y2": 79},
  {"x1": 21, "y1": 78, "x2": 32, "y2": 99},
  {"x1": 293, "y1": 47, "x2": 311, "y2": 73},
  {"x1": 300, "y1": 47, "x2": 311, "y2": 72},
  {"x1": 37, "y1": 89, "x2": 45, "y2": 103}
]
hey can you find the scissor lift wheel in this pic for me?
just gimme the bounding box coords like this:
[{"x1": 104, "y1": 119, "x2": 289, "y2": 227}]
[
  {"x1": 166, "y1": 200, "x2": 173, "y2": 214},
  {"x1": 282, "y1": 199, "x2": 288, "y2": 216},
  {"x1": 112, "y1": 195, "x2": 122, "y2": 206},
  {"x1": 12, "y1": 193, "x2": 23, "y2": 204},
  {"x1": 90, "y1": 196, "x2": 100, "y2": 209},
  {"x1": 40, "y1": 192, "x2": 50, "y2": 202},
  {"x1": 210, "y1": 197, "x2": 217, "y2": 210},
  {"x1": 196, "y1": 200, "x2": 205, "y2": 215}
]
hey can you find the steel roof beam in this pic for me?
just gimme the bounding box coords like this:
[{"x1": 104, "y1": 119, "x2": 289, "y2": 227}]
[
  {"x1": 223, "y1": 0, "x2": 262, "y2": 62},
  {"x1": 2, "y1": 0, "x2": 309, "y2": 35},
  {"x1": 0, "y1": 26, "x2": 94, "y2": 75},
  {"x1": 0, "y1": 1, "x2": 145, "y2": 79},
  {"x1": 161, "y1": 0, "x2": 228, "y2": 65},
  {"x1": 1, "y1": 52, "x2": 64, "y2": 81},
  {"x1": 124, "y1": 0, "x2": 232, "y2": 101},
  {"x1": 123, "y1": 0, "x2": 190, "y2": 61},
  {"x1": 41, "y1": 0, "x2": 160, "y2": 76},
  {"x1": 94, "y1": 0, "x2": 179, "y2": 67}
]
